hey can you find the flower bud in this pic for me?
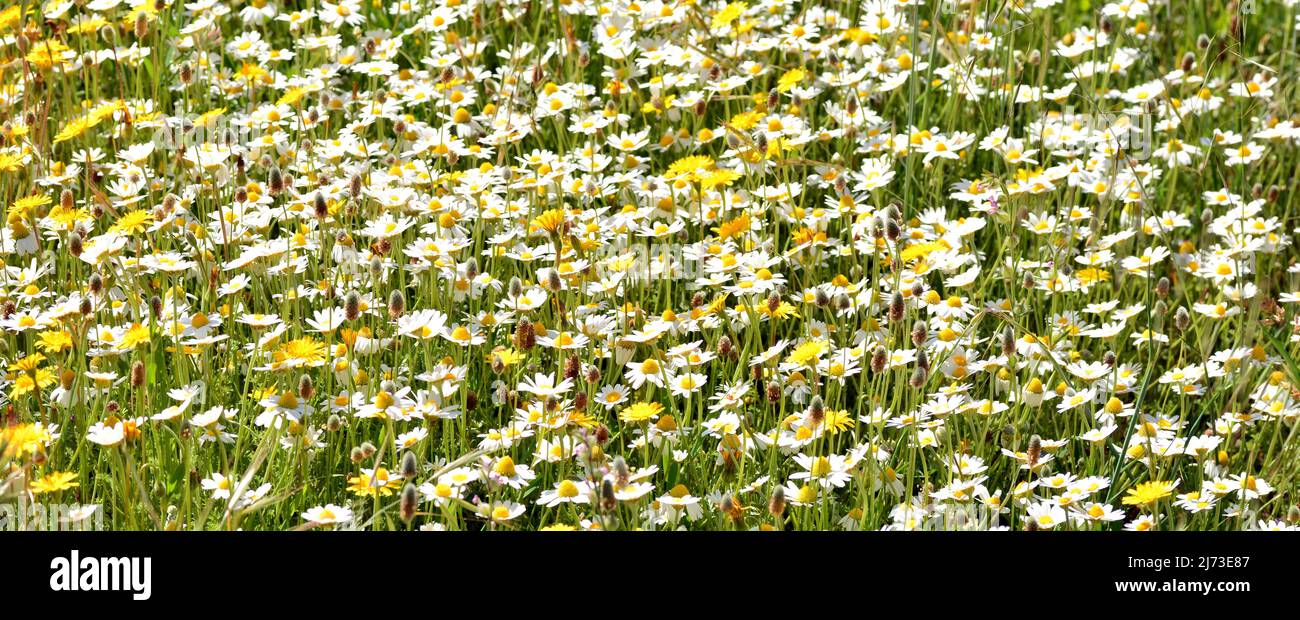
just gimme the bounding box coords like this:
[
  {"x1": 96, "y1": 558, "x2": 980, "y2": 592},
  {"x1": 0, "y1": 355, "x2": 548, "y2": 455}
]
[{"x1": 400, "y1": 483, "x2": 418, "y2": 523}]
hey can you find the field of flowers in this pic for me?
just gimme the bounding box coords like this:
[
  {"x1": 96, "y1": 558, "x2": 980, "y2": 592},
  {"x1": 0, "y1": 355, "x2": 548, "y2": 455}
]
[{"x1": 1, "y1": 0, "x2": 1298, "y2": 532}]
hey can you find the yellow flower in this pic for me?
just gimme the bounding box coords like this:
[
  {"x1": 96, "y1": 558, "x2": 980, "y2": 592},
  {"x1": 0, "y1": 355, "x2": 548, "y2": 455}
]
[
  {"x1": 8, "y1": 353, "x2": 47, "y2": 373},
  {"x1": 777, "y1": 67, "x2": 806, "y2": 93},
  {"x1": 530, "y1": 208, "x2": 567, "y2": 234},
  {"x1": 711, "y1": 2, "x2": 746, "y2": 30},
  {"x1": 278, "y1": 86, "x2": 307, "y2": 107},
  {"x1": 0, "y1": 423, "x2": 53, "y2": 459},
  {"x1": 347, "y1": 468, "x2": 402, "y2": 497},
  {"x1": 665, "y1": 155, "x2": 714, "y2": 181},
  {"x1": 35, "y1": 330, "x2": 74, "y2": 354},
  {"x1": 785, "y1": 339, "x2": 828, "y2": 367},
  {"x1": 120, "y1": 323, "x2": 152, "y2": 350},
  {"x1": 1122, "y1": 480, "x2": 1177, "y2": 506},
  {"x1": 0, "y1": 6, "x2": 22, "y2": 31},
  {"x1": 110, "y1": 210, "x2": 155, "y2": 236},
  {"x1": 713, "y1": 212, "x2": 751, "y2": 240},
  {"x1": 0, "y1": 151, "x2": 25, "y2": 172},
  {"x1": 271, "y1": 337, "x2": 328, "y2": 370},
  {"x1": 25, "y1": 39, "x2": 72, "y2": 69},
  {"x1": 619, "y1": 401, "x2": 664, "y2": 424},
  {"x1": 11, "y1": 194, "x2": 51, "y2": 215},
  {"x1": 487, "y1": 348, "x2": 525, "y2": 368},
  {"x1": 9, "y1": 369, "x2": 56, "y2": 399},
  {"x1": 30, "y1": 471, "x2": 79, "y2": 495},
  {"x1": 700, "y1": 168, "x2": 742, "y2": 191}
]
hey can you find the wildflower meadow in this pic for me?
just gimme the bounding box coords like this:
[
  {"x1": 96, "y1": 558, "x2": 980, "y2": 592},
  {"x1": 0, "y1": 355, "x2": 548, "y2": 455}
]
[{"x1": 2, "y1": 0, "x2": 1299, "y2": 532}]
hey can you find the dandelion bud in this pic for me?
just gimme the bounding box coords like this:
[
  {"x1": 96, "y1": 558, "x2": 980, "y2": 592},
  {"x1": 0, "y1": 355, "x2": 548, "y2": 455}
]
[
  {"x1": 514, "y1": 317, "x2": 536, "y2": 350},
  {"x1": 885, "y1": 218, "x2": 902, "y2": 242},
  {"x1": 717, "y1": 335, "x2": 734, "y2": 358},
  {"x1": 387, "y1": 289, "x2": 406, "y2": 319},
  {"x1": 1174, "y1": 306, "x2": 1190, "y2": 331},
  {"x1": 59, "y1": 368, "x2": 76, "y2": 391},
  {"x1": 870, "y1": 346, "x2": 888, "y2": 374},
  {"x1": 349, "y1": 446, "x2": 365, "y2": 463},
  {"x1": 1026, "y1": 434, "x2": 1042, "y2": 468},
  {"x1": 344, "y1": 292, "x2": 361, "y2": 321},
  {"x1": 306, "y1": 194, "x2": 326, "y2": 220},
  {"x1": 326, "y1": 414, "x2": 342, "y2": 432},
  {"x1": 808, "y1": 395, "x2": 825, "y2": 425},
  {"x1": 131, "y1": 360, "x2": 146, "y2": 389},
  {"x1": 599, "y1": 476, "x2": 617, "y2": 512},
  {"x1": 814, "y1": 288, "x2": 831, "y2": 308},
  {"x1": 350, "y1": 174, "x2": 364, "y2": 200},
  {"x1": 298, "y1": 374, "x2": 315, "y2": 400},
  {"x1": 399, "y1": 483, "x2": 418, "y2": 523},
  {"x1": 908, "y1": 365, "x2": 927, "y2": 388},
  {"x1": 401, "y1": 451, "x2": 419, "y2": 479},
  {"x1": 765, "y1": 381, "x2": 782, "y2": 404},
  {"x1": 1201, "y1": 206, "x2": 1219, "y2": 228},
  {"x1": 911, "y1": 320, "x2": 928, "y2": 346},
  {"x1": 888, "y1": 292, "x2": 905, "y2": 322},
  {"x1": 1156, "y1": 276, "x2": 1170, "y2": 298},
  {"x1": 769, "y1": 485, "x2": 786, "y2": 518},
  {"x1": 55, "y1": 186, "x2": 75, "y2": 212},
  {"x1": 719, "y1": 493, "x2": 743, "y2": 524},
  {"x1": 360, "y1": 442, "x2": 377, "y2": 459},
  {"x1": 766, "y1": 293, "x2": 781, "y2": 313},
  {"x1": 268, "y1": 166, "x2": 284, "y2": 195},
  {"x1": 508, "y1": 276, "x2": 524, "y2": 298},
  {"x1": 1001, "y1": 326, "x2": 1016, "y2": 356}
]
